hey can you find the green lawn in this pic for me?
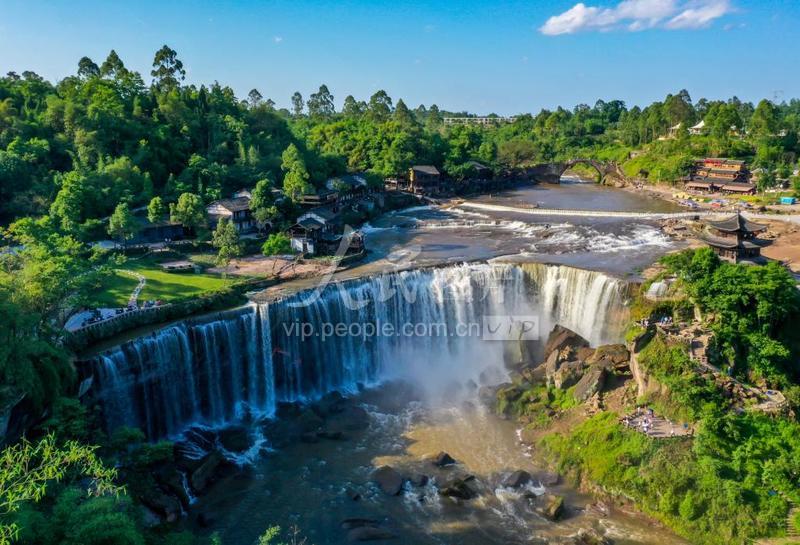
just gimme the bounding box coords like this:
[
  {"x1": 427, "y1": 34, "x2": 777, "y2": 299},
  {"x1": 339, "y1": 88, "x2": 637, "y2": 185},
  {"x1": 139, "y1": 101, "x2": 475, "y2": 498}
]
[{"x1": 90, "y1": 257, "x2": 236, "y2": 308}]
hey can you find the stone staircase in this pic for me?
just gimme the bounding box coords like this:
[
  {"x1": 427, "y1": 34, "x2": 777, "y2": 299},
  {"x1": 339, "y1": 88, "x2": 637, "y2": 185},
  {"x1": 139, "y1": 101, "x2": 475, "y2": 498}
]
[{"x1": 787, "y1": 504, "x2": 799, "y2": 538}]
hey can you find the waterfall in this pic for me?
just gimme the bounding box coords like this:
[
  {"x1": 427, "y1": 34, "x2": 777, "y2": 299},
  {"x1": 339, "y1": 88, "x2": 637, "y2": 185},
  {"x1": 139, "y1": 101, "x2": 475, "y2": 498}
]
[{"x1": 87, "y1": 263, "x2": 629, "y2": 439}]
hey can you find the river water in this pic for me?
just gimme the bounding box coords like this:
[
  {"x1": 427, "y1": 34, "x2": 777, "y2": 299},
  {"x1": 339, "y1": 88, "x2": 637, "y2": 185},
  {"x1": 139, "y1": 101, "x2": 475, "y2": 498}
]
[
  {"x1": 358, "y1": 178, "x2": 686, "y2": 278},
  {"x1": 194, "y1": 382, "x2": 684, "y2": 545}
]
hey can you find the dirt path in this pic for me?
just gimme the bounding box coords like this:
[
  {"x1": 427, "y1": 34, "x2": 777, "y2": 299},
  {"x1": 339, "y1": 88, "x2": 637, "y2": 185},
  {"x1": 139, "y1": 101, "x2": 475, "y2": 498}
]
[{"x1": 760, "y1": 221, "x2": 800, "y2": 273}]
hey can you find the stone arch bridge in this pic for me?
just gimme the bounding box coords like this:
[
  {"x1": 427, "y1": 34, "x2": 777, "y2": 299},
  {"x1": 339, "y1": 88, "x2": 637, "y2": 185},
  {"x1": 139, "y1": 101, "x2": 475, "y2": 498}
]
[{"x1": 526, "y1": 159, "x2": 628, "y2": 185}]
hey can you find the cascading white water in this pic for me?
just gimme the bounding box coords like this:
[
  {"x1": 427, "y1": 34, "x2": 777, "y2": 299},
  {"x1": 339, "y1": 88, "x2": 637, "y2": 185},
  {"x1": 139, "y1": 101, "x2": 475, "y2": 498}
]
[{"x1": 89, "y1": 263, "x2": 629, "y2": 439}]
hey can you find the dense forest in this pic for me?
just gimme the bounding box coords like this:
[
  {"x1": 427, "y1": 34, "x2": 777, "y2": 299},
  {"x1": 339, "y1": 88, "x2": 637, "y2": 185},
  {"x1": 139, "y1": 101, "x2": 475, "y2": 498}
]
[
  {"x1": 2, "y1": 46, "x2": 800, "y2": 545},
  {"x1": 3, "y1": 46, "x2": 800, "y2": 232}
]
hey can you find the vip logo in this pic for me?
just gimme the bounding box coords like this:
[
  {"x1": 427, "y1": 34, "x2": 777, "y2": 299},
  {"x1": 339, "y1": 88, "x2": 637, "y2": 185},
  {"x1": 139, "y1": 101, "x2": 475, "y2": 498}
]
[{"x1": 482, "y1": 315, "x2": 540, "y2": 341}]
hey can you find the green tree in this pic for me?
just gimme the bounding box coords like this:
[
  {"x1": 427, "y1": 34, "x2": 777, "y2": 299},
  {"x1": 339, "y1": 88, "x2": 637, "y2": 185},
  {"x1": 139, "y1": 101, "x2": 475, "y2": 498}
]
[
  {"x1": 250, "y1": 177, "x2": 279, "y2": 226},
  {"x1": 99, "y1": 49, "x2": 127, "y2": 79},
  {"x1": 211, "y1": 217, "x2": 242, "y2": 268},
  {"x1": 76, "y1": 57, "x2": 99, "y2": 79},
  {"x1": 307, "y1": 84, "x2": 335, "y2": 118},
  {"x1": 262, "y1": 233, "x2": 291, "y2": 256},
  {"x1": 367, "y1": 90, "x2": 393, "y2": 122},
  {"x1": 290, "y1": 92, "x2": 304, "y2": 116},
  {"x1": 280, "y1": 144, "x2": 313, "y2": 201},
  {"x1": 107, "y1": 202, "x2": 139, "y2": 245},
  {"x1": 169, "y1": 192, "x2": 205, "y2": 231},
  {"x1": 247, "y1": 88, "x2": 263, "y2": 108},
  {"x1": 342, "y1": 95, "x2": 363, "y2": 118},
  {"x1": 393, "y1": 99, "x2": 414, "y2": 125},
  {"x1": 146, "y1": 196, "x2": 166, "y2": 224},
  {"x1": 749, "y1": 99, "x2": 779, "y2": 138},
  {"x1": 150, "y1": 45, "x2": 185, "y2": 90},
  {"x1": 0, "y1": 435, "x2": 121, "y2": 544}
]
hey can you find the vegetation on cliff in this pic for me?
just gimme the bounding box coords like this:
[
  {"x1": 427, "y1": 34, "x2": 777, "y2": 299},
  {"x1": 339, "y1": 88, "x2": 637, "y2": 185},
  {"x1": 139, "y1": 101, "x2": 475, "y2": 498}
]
[{"x1": 528, "y1": 250, "x2": 800, "y2": 544}]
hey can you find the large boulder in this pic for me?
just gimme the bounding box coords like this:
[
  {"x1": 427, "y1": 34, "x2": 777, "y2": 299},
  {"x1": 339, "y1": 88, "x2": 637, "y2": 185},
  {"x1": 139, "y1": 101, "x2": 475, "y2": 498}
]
[
  {"x1": 496, "y1": 384, "x2": 525, "y2": 416},
  {"x1": 543, "y1": 350, "x2": 563, "y2": 387},
  {"x1": 544, "y1": 326, "x2": 590, "y2": 358},
  {"x1": 139, "y1": 490, "x2": 182, "y2": 523},
  {"x1": 295, "y1": 408, "x2": 325, "y2": 433},
  {"x1": 314, "y1": 391, "x2": 348, "y2": 417},
  {"x1": 588, "y1": 344, "x2": 630, "y2": 371},
  {"x1": 502, "y1": 470, "x2": 532, "y2": 489},
  {"x1": 218, "y1": 426, "x2": 251, "y2": 453},
  {"x1": 327, "y1": 405, "x2": 370, "y2": 432},
  {"x1": 347, "y1": 526, "x2": 397, "y2": 542},
  {"x1": 154, "y1": 466, "x2": 191, "y2": 508},
  {"x1": 371, "y1": 466, "x2": 404, "y2": 496},
  {"x1": 572, "y1": 528, "x2": 614, "y2": 545},
  {"x1": 553, "y1": 361, "x2": 585, "y2": 390},
  {"x1": 440, "y1": 475, "x2": 480, "y2": 500},
  {"x1": 190, "y1": 450, "x2": 225, "y2": 493},
  {"x1": 537, "y1": 471, "x2": 561, "y2": 486},
  {"x1": 540, "y1": 494, "x2": 565, "y2": 521},
  {"x1": 573, "y1": 367, "x2": 606, "y2": 403},
  {"x1": 431, "y1": 451, "x2": 457, "y2": 467},
  {"x1": 407, "y1": 473, "x2": 429, "y2": 487}
]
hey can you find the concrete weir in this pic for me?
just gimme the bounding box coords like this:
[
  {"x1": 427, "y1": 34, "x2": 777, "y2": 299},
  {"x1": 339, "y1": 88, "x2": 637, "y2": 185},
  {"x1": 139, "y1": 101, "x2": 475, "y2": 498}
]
[{"x1": 459, "y1": 202, "x2": 710, "y2": 219}]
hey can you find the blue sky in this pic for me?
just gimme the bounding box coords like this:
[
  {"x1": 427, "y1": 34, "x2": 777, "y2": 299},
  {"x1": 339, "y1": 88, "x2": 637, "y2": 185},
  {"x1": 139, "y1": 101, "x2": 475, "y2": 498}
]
[{"x1": 1, "y1": 0, "x2": 798, "y2": 115}]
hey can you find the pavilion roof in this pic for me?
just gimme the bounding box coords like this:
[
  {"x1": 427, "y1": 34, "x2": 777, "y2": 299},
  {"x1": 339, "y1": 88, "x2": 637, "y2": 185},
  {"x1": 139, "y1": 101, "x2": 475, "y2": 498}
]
[{"x1": 706, "y1": 213, "x2": 766, "y2": 234}]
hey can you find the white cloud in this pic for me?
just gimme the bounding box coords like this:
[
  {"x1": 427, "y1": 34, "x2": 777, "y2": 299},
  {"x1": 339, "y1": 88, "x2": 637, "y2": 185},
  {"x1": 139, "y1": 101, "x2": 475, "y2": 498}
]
[
  {"x1": 273, "y1": 36, "x2": 283, "y2": 44},
  {"x1": 539, "y1": 0, "x2": 732, "y2": 35},
  {"x1": 665, "y1": 1, "x2": 731, "y2": 29}
]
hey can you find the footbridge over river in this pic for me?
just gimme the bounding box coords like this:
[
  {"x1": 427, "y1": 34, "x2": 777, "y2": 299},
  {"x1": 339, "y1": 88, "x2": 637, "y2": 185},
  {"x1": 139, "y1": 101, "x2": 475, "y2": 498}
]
[{"x1": 526, "y1": 159, "x2": 628, "y2": 184}]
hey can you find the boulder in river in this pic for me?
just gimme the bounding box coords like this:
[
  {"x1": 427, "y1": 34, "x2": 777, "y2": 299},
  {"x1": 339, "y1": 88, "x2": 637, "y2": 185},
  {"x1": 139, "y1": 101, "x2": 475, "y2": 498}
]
[
  {"x1": 218, "y1": 426, "x2": 251, "y2": 453},
  {"x1": 328, "y1": 405, "x2": 371, "y2": 432},
  {"x1": 537, "y1": 471, "x2": 561, "y2": 486},
  {"x1": 371, "y1": 466, "x2": 404, "y2": 496},
  {"x1": 572, "y1": 528, "x2": 614, "y2": 545},
  {"x1": 540, "y1": 494, "x2": 565, "y2": 521},
  {"x1": 440, "y1": 475, "x2": 480, "y2": 500},
  {"x1": 190, "y1": 450, "x2": 225, "y2": 493},
  {"x1": 314, "y1": 391, "x2": 348, "y2": 417},
  {"x1": 344, "y1": 487, "x2": 362, "y2": 501},
  {"x1": 407, "y1": 473, "x2": 429, "y2": 487},
  {"x1": 341, "y1": 518, "x2": 381, "y2": 530},
  {"x1": 317, "y1": 429, "x2": 346, "y2": 440},
  {"x1": 347, "y1": 526, "x2": 397, "y2": 542},
  {"x1": 431, "y1": 451, "x2": 457, "y2": 467},
  {"x1": 502, "y1": 470, "x2": 532, "y2": 489},
  {"x1": 296, "y1": 408, "x2": 324, "y2": 433}
]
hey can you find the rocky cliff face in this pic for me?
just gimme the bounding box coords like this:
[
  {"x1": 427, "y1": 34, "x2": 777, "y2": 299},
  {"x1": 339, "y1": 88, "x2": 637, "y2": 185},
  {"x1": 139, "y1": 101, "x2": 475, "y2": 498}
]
[{"x1": 497, "y1": 325, "x2": 632, "y2": 420}]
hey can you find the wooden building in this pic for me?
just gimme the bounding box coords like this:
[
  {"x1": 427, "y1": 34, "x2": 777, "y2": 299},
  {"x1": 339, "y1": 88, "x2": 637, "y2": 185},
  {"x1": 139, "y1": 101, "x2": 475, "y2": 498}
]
[
  {"x1": 685, "y1": 158, "x2": 755, "y2": 195},
  {"x1": 325, "y1": 174, "x2": 369, "y2": 202},
  {"x1": 297, "y1": 188, "x2": 339, "y2": 207},
  {"x1": 206, "y1": 196, "x2": 256, "y2": 233},
  {"x1": 702, "y1": 213, "x2": 767, "y2": 262},
  {"x1": 287, "y1": 206, "x2": 342, "y2": 255},
  {"x1": 464, "y1": 161, "x2": 493, "y2": 179},
  {"x1": 408, "y1": 165, "x2": 442, "y2": 194}
]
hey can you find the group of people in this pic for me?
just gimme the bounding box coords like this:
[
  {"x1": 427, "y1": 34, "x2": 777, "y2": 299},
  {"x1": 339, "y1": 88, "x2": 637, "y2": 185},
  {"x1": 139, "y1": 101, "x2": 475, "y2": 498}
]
[
  {"x1": 636, "y1": 315, "x2": 674, "y2": 329},
  {"x1": 621, "y1": 406, "x2": 690, "y2": 438}
]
